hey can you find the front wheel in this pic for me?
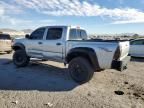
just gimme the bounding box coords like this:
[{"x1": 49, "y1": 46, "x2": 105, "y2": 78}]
[
  {"x1": 68, "y1": 57, "x2": 94, "y2": 84},
  {"x1": 13, "y1": 50, "x2": 30, "y2": 67}
]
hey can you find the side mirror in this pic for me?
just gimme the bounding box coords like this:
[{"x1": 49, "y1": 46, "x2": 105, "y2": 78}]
[{"x1": 25, "y1": 34, "x2": 30, "y2": 39}]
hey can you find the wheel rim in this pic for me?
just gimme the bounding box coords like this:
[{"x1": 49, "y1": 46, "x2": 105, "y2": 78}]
[
  {"x1": 70, "y1": 63, "x2": 86, "y2": 81},
  {"x1": 15, "y1": 54, "x2": 24, "y2": 64}
]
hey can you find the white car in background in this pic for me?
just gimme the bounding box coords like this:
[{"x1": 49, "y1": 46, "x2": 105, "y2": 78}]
[{"x1": 129, "y1": 39, "x2": 144, "y2": 57}]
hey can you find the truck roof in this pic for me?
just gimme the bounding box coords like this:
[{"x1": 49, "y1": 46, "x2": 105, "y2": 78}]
[{"x1": 39, "y1": 25, "x2": 85, "y2": 30}]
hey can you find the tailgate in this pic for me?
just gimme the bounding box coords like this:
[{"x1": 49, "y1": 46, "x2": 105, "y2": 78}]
[
  {"x1": 0, "y1": 40, "x2": 12, "y2": 50},
  {"x1": 119, "y1": 41, "x2": 130, "y2": 60}
]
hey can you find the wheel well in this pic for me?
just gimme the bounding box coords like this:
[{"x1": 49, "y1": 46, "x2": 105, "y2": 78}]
[
  {"x1": 66, "y1": 48, "x2": 101, "y2": 71},
  {"x1": 12, "y1": 46, "x2": 23, "y2": 51},
  {"x1": 12, "y1": 43, "x2": 25, "y2": 51},
  {"x1": 66, "y1": 52, "x2": 93, "y2": 67}
]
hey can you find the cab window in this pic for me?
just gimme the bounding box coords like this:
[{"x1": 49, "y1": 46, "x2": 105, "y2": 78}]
[{"x1": 30, "y1": 28, "x2": 45, "y2": 40}]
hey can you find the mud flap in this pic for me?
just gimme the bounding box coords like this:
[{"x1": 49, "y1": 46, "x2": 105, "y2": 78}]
[{"x1": 111, "y1": 56, "x2": 131, "y2": 71}]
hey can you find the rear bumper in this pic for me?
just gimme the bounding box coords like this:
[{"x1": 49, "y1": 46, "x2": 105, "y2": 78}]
[{"x1": 111, "y1": 56, "x2": 131, "y2": 71}]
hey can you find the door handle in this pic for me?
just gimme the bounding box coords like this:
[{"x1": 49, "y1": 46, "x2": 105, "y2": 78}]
[
  {"x1": 56, "y1": 43, "x2": 62, "y2": 46},
  {"x1": 38, "y1": 42, "x2": 43, "y2": 44}
]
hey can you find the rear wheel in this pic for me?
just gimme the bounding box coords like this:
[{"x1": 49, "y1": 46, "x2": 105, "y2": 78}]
[
  {"x1": 68, "y1": 57, "x2": 94, "y2": 84},
  {"x1": 13, "y1": 50, "x2": 30, "y2": 67}
]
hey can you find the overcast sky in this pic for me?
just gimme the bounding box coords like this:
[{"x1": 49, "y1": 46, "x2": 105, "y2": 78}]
[{"x1": 0, "y1": 0, "x2": 144, "y2": 34}]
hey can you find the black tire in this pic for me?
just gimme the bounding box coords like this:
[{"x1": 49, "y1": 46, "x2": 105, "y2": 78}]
[
  {"x1": 13, "y1": 50, "x2": 30, "y2": 67},
  {"x1": 68, "y1": 57, "x2": 94, "y2": 84}
]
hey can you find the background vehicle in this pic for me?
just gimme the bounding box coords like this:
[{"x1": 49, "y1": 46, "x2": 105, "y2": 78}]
[
  {"x1": 12, "y1": 26, "x2": 130, "y2": 84},
  {"x1": 129, "y1": 39, "x2": 144, "y2": 57},
  {"x1": 0, "y1": 34, "x2": 12, "y2": 54}
]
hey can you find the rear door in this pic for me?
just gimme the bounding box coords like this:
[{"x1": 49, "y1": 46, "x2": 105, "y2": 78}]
[
  {"x1": 26, "y1": 27, "x2": 46, "y2": 58},
  {"x1": 42, "y1": 27, "x2": 64, "y2": 61},
  {"x1": 130, "y1": 39, "x2": 144, "y2": 57}
]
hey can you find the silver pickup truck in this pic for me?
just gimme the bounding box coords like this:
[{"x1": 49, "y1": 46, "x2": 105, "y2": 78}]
[{"x1": 12, "y1": 26, "x2": 130, "y2": 84}]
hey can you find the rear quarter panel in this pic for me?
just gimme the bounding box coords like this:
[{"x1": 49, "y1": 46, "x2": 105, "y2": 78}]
[{"x1": 66, "y1": 41, "x2": 118, "y2": 69}]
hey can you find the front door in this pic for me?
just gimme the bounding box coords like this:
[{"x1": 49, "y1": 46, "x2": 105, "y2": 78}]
[{"x1": 26, "y1": 27, "x2": 46, "y2": 58}]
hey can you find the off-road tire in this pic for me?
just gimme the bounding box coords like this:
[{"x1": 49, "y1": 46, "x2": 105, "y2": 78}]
[
  {"x1": 13, "y1": 50, "x2": 30, "y2": 67},
  {"x1": 68, "y1": 57, "x2": 94, "y2": 84}
]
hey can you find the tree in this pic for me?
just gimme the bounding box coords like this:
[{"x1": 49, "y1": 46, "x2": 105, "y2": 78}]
[{"x1": 0, "y1": 31, "x2": 2, "y2": 34}]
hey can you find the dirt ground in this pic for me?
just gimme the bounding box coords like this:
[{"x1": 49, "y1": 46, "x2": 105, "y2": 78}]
[{"x1": 0, "y1": 53, "x2": 144, "y2": 108}]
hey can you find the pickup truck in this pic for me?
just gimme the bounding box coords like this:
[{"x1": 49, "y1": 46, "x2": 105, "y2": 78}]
[{"x1": 12, "y1": 26, "x2": 130, "y2": 84}]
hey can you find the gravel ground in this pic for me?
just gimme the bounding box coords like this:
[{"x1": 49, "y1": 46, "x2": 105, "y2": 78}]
[{"x1": 0, "y1": 53, "x2": 144, "y2": 108}]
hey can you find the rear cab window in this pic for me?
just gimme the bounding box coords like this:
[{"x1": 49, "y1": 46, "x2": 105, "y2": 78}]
[{"x1": 69, "y1": 29, "x2": 87, "y2": 40}]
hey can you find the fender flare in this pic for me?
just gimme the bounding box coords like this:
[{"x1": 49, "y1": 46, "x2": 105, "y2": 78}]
[
  {"x1": 66, "y1": 47, "x2": 101, "y2": 71},
  {"x1": 12, "y1": 43, "x2": 25, "y2": 51}
]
